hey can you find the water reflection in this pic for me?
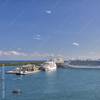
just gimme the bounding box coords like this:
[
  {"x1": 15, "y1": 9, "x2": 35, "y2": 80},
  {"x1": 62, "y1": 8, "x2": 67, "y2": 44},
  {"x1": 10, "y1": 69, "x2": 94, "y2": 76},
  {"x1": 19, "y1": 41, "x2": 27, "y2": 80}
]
[{"x1": 44, "y1": 70, "x2": 58, "y2": 94}]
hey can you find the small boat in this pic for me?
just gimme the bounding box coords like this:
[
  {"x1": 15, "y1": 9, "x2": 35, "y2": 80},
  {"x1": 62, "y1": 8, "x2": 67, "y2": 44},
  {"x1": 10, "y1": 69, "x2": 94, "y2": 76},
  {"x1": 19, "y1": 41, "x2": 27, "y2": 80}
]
[
  {"x1": 12, "y1": 89, "x2": 22, "y2": 95},
  {"x1": 41, "y1": 60, "x2": 57, "y2": 71}
]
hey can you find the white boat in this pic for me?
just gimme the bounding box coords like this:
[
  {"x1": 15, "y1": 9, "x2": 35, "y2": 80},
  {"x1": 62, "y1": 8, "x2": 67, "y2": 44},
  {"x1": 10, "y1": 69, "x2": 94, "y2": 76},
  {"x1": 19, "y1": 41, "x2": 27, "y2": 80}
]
[
  {"x1": 16, "y1": 64, "x2": 40, "y2": 75},
  {"x1": 6, "y1": 64, "x2": 40, "y2": 75},
  {"x1": 41, "y1": 60, "x2": 57, "y2": 71}
]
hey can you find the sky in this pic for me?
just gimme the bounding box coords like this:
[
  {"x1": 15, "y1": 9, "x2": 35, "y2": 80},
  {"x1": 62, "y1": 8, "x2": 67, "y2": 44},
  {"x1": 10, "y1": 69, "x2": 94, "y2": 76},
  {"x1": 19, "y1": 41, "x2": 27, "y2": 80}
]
[{"x1": 0, "y1": 0, "x2": 100, "y2": 60}]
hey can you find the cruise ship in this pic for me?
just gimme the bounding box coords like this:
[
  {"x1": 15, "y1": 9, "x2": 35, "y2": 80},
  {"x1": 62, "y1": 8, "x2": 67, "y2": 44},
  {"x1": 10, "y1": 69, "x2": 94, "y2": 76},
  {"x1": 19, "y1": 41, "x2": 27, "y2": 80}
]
[{"x1": 41, "y1": 60, "x2": 57, "y2": 71}]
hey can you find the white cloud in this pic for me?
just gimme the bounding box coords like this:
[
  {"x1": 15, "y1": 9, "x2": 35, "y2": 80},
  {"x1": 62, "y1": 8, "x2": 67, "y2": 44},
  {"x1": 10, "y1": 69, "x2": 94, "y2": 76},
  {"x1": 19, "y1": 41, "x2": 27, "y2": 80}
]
[
  {"x1": 45, "y1": 10, "x2": 52, "y2": 14},
  {"x1": 33, "y1": 33, "x2": 40, "y2": 37},
  {"x1": 33, "y1": 33, "x2": 41, "y2": 40},
  {"x1": 0, "y1": 50, "x2": 62, "y2": 59},
  {"x1": 33, "y1": 37, "x2": 41, "y2": 40},
  {"x1": 30, "y1": 52, "x2": 55, "y2": 58},
  {"x1": 36, "y1": 34, "x2": 40, "y2": 37},
  {"x1": 72, "y1": 42, "x2": 79, "y2": 46},
  {"x1": 0, "y1": 51, "x2": 27, "y2": 56}
]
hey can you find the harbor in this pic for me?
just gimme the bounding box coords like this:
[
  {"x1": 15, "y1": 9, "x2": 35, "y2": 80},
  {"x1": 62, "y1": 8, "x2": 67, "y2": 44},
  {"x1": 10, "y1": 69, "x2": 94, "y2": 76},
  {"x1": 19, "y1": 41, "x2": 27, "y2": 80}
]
[
  {"x1": 0, "y1": 0, "x2": 100, "y2": 99},
  {"x1": 1, "y1": 59, "x2": 100, "y2": 100},
  {"x1": 2, "y1": 59, "x2": 100, "y2": 75},
  {"x1": 2, "y1": 59, "x2": 64, "y2": 75},
  {"x1": 1, "y1": 66, "x2": 100, "y2": 100}
]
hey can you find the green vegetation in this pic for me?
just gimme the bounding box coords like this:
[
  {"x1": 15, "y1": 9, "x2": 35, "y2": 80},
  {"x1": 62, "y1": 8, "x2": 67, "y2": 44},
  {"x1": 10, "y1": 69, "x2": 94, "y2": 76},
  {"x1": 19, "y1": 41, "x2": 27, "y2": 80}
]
[{"x1": 0, "y1": 61, "x2": 44, "y2": 67}]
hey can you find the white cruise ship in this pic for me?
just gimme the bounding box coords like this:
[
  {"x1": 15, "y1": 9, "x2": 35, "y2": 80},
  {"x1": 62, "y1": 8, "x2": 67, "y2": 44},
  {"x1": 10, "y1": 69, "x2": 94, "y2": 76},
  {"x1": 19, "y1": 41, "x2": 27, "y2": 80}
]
[{"x1": 41, "y1": 60, "x2": 57, "y2": 71}]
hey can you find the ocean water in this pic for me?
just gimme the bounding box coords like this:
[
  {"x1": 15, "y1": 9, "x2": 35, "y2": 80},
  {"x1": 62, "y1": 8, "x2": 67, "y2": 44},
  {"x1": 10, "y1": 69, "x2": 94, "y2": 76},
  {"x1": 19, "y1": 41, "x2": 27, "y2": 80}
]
[{"x1": 1, "y1": 66, "x2": 100, "y2": 100}]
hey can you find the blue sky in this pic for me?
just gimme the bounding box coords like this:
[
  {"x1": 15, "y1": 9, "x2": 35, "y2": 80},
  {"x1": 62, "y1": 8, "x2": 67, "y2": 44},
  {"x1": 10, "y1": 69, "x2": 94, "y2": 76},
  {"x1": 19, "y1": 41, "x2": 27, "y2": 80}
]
[{"x1": 0, "y1": 0, "x2": 100, "y2": 60}]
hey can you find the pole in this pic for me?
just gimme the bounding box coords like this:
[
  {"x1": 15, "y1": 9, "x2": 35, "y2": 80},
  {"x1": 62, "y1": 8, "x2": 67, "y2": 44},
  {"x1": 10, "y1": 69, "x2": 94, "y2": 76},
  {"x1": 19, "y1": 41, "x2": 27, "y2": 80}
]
[{"x1": 2, "y1": 64, "x2": 5, "y2": 100}]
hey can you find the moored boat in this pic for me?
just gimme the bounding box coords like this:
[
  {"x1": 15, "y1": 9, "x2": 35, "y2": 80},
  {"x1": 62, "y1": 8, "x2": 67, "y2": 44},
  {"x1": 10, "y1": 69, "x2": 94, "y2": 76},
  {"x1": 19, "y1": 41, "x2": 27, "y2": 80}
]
[
  {"x1": 41, "y1": 60, "x2": 57, "y2": 71},
  {"x1": 6, "y1": 64, "x2": 40, "y2": 75}
]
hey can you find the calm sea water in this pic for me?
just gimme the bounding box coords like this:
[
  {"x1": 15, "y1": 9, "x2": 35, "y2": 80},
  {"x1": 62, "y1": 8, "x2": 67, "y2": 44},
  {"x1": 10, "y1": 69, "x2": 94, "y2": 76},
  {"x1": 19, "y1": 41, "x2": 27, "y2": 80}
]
[{"x1": 1, "y1": 66, "x2": 100, "y2": 100}]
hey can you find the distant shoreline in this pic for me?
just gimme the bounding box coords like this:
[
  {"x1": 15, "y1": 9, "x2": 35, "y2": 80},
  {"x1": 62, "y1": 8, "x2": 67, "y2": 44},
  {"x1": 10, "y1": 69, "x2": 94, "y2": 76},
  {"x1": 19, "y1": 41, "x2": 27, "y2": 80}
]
[
  {"x1": 0, "y1": 60, "x2": 44, "y2": 67},
  {"x1": 1, "y1": 60, "x2": 100, "y2": 67}
]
